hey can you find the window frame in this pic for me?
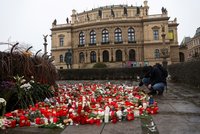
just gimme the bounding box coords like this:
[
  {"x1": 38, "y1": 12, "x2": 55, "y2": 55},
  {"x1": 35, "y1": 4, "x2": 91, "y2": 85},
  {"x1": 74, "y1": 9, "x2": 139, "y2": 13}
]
[
  {"x1": 90, "y1": 51, "x2": 96, "y2": 63},
  {"x1": 128, "y1": 28, "x2": 136, "y2": 43},
  {"x1": 114, "y1": 28, "x2": 122, "y2": 43},
  {"x1": 154, "y1": 49, "x2": 160, "y2": 58},
  {"x1": 153, "y1": 30, "x2": 159, "y2": 40},
  {"x1": 79, "y1": 31, "x2": 85, "y2": 46},
  {"x1": 116, "y1": 50, "x2": 122, "y2": 61},
  {"x1": 90, "y1": 30, "x2": 96, "y2": 45},
  {"x1": 59, "y1": 37, "x2": 64, "y2": 47},
  {"x1": 102, "y1": 29, "x2": 109, "y2": 44},
  {"x1": 59, "y1": 54, "x2": 64, "y2": 62},
  {"x1": 79, "y1": 52, "x2": 85, "y2": 63}
]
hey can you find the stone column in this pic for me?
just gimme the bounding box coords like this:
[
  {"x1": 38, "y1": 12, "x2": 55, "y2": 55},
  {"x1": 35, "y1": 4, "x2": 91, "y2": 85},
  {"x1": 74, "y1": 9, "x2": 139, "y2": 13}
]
[{"x1": 160, "y1": 25, "x2": 169, "y2": 69}]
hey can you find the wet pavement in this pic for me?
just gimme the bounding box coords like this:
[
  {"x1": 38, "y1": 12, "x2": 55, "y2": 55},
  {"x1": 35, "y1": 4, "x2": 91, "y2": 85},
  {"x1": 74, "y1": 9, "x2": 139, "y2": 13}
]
[
  {"x1": 151, "y1": 82, "x2": 200, "y2": 134},
  {"x1": 5, "y1": 82, "x2": 200, "y2": 134}
]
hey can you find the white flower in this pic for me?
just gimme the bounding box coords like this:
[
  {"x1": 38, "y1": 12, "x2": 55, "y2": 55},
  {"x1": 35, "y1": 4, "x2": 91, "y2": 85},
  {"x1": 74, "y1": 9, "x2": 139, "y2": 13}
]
[
  {"x1": 0, "y1": 117, "x2": 11, "y2": 129},
  {"x1": 21, "y1": 79, "x2": 26, "y2": 84},
  {"x1": 0, "y1": 98, "x2": 6, "y2": 106},
  {"x1": 0, "y1": 118, "x2": 3, "y2": 128},
  {"x1": 20, "y1": 82, "x2": 32, "y2": 90},
  {"x1": 56, "y1": 123, "x2": 64, "y2": 129},
  {"x1": 30, "y1": 80, "x2": 35, "y2": 83}
]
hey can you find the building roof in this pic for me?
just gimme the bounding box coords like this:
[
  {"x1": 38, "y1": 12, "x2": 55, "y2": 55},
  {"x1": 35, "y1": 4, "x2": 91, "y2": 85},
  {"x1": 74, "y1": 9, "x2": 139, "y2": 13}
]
[
  {"x1": 194, "y1": 27, "x2": 200, "y2": 37},
  {"x1": 180, "y1": 36, "x2": 191, "y2": 46}
]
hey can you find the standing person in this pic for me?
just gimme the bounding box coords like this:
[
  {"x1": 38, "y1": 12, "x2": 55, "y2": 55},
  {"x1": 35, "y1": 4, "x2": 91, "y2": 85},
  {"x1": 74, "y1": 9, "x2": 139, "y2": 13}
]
[{"x1": 139, "y1": 63, "x2": 168, "y2": 95}]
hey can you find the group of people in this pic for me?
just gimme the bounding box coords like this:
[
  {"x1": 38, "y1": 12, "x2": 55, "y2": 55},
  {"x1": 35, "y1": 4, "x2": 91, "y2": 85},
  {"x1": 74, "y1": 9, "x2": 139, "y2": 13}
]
[{"x1": 139, "y1": 63, "x2": 168, "y2": 96}]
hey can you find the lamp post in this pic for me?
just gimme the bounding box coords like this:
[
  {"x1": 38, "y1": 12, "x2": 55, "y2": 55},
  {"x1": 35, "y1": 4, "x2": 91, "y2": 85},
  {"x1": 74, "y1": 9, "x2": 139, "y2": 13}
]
[{"x1": 160, "y1": 25, "x2": 169, "y2": 69}]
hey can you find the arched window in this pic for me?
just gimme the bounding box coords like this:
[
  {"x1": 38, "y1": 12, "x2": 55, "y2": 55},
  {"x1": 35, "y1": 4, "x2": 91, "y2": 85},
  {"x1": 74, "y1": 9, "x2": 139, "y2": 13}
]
[
  {"x1": 103, "y1": 50, "x2": 109, "y2": 62},
  {"x1": 90, "y1": 51, "x2": 96, "y2": 63},
  {"x1": 90, "y1": 30, "x2": 96, "y2": 45},
  {"x1": 59, "y1": 55, "x2": 64, "y2": 62},
  {"x1": 116, "y1": 50, "x2": 122, "y2": 61},
  {"x1": 102, "y1": 29, "x2": 109, "y2": 43},
  {"x1": 154, "y1": 49, "x2": 160, "y2": 58},
  {"x1": 115, "y1": 28, "x2": 122, "y2": 43},
  {"x1": 79, "y1": 31, "x2": 85, "y2": 45},
  {"x1": 128, "y1": 28, "x2": 135, "y2": 43},
  {"x1": 79, "y1": 52, "x2": 84, "y2": 63},
  {"x1": 129, "y1": 49, "x2": 136, "y2": 61}
]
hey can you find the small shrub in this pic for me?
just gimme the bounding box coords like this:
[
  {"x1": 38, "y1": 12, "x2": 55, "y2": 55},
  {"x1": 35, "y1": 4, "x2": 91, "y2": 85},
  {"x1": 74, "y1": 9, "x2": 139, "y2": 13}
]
[{"x1": 93, "y1": 63, "x2": 107, "y2": 68}]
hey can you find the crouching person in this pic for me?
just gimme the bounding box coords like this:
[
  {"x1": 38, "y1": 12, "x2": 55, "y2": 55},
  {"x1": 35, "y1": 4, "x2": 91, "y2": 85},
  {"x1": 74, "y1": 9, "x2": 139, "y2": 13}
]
[{"x1": 139, "y1": 64, "x2": 167, "y2": 96}]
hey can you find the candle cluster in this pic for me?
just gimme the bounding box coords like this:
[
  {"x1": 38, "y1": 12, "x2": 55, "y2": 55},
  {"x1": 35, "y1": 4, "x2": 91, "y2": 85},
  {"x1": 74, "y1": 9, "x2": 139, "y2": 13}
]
[{"x1": 2, "y1": 82, "x2": 158, "y2": 129}]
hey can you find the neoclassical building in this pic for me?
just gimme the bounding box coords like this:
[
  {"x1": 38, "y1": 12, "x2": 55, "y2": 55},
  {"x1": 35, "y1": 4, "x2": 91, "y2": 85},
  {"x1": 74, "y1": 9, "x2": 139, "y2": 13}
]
[{"x1": 51, "y1": 0, "x2": 179, "y2": 69}]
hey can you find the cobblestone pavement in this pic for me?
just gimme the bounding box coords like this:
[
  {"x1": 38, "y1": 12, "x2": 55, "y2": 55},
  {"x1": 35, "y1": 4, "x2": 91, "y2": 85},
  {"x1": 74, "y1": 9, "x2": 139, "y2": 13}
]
[{"x1": 5, "y1": 81, "x2": 200, "y2": 134}]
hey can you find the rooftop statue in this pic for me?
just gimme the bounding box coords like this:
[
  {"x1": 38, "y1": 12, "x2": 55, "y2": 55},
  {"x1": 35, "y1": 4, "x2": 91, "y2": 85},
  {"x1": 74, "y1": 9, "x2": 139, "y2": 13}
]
[
  {"x1": 52, "y1": 19, "x2": 57, "y2": 25},
  {"x1": 43, "y1": 35, "x2": 48, "y2": 43}
]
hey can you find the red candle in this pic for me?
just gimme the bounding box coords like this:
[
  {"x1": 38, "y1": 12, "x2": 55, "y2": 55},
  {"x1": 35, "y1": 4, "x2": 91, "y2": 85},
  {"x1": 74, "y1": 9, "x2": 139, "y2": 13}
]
[
  {"x1": 52, "y1": 110, "x2": 57, "y2": 117},
  {"x1": 127, "y1": 112, "x2": 134, "y2": 121},
  {"x1": 35, "y1": 117, "x2": 41, "y2": 125},
  {"x1": 35, "y1": 103, "x2": 39, "y2": 108},
  {"x1": 47, "y1": 111, "x2": 52, "y2": 118},
  {"x1": 19, "y1": 115, "x2": 27, "y2": 126},
  {"x1": 26, "y1": 120, "x2": 31, "y2": 126},
  {"x1": 62, "y1": 110, "x2": 67, "y2": 116},
  {"x1": 96, "y1": 118, "x2": 101, "y2": 126},
  {"x1": 11, "y1": 120, "x2": 16, "y2": 128},
  {"x1": 53, "y1": 117, "x2": 58, "y2": 123},
  {"x1": 146, "y1": 107, "x2": 151, "y2": 114},
  {"x1": 139, "y1": 107, "x2": 144, "y2": 115},
  {"x1": 89, "y1": 118, "x2": 95, "y2": 124},
  {"x1": 153, "y1": 106, "x2": 159, "y2": 114},
  {"x1": 19, "y1": 120, "x2": 25, "y2": 127},
  {"x1": 31, "y1": 107, "x2": 37, "y2": 111},
  {"x1": 4, "y1": 112, "x2": 12, "y2": 117}
]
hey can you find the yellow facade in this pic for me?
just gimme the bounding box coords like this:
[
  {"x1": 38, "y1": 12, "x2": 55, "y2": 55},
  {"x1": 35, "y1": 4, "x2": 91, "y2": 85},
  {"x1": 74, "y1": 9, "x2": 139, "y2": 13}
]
[{"x1": 51, "y1": 1, "x2": 179, "y2": 69}]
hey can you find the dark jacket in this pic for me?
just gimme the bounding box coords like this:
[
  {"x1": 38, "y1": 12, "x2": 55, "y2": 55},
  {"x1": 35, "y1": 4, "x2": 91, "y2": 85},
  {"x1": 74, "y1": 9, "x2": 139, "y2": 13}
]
[
  {"x1": 150, "y1": 66, "x2": 166, "y2": 86},
  {"x1": 139, "y1": 65, "x2": 167, "y2": 86}
]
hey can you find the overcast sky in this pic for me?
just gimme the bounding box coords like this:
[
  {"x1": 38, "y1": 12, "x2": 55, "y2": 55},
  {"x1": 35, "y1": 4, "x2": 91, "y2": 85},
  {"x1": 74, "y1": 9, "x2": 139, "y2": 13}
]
[{"x1": 0, "y1": 0, "x2": 199, "y2": 53}]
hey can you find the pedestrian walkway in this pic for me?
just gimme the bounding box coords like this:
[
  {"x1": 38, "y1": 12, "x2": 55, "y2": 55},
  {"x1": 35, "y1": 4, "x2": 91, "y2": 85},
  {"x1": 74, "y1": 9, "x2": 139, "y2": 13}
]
[
  {"x1": 5, "y1": 82, "x2": 200, "y2": 134},
  {"x1": 152, "y1": 82, "x2": 200, "y2": 134}
]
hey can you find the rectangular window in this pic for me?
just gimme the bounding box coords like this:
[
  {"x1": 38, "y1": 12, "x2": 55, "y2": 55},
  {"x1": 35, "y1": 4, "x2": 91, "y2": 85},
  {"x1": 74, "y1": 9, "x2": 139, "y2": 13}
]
[
  {"x1": 59, "y1": 37, "x2": 64, "y2": 46},
  {"x1": 168, "y1": 30, "x2": 174, "y2": 40},
  {"x1": 153, "y1": 30, "x2": 159, "y2": 40}
]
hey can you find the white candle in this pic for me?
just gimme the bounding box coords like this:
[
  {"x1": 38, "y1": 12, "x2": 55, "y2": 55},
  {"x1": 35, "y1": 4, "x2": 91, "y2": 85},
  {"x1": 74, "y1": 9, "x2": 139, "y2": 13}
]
[
  {"x1": 134, "y1": 109, "x2": 140, "y2": 117},
  {"x1": 143, "y1": 102, "x2": 147, "y2": 109},
  {"x1": 116, "y1": 110, "x2": 122, "y2": 120},
  {"x1": 104, "y1": 106, "x2": 110, "y2": 123}
]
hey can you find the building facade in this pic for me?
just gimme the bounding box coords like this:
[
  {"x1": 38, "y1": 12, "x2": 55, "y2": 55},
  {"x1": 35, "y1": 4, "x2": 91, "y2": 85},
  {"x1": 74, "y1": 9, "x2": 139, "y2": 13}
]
[
  {"x1": 179, "y1": 37, "x2": 191, "y2": 62},
  {"x1": 51, "y1": 0, "x2": 179, "y2": 69},
  {"x1": 186, "y1": 27, "x2": 200, "y2": 61}
]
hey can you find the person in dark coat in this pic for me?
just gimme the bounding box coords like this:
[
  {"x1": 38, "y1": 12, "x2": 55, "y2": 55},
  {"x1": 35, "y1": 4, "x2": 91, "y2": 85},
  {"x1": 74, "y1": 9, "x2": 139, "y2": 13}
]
[{"x1": 139, "y1": 64, "x2": 167, "y2": 95}]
